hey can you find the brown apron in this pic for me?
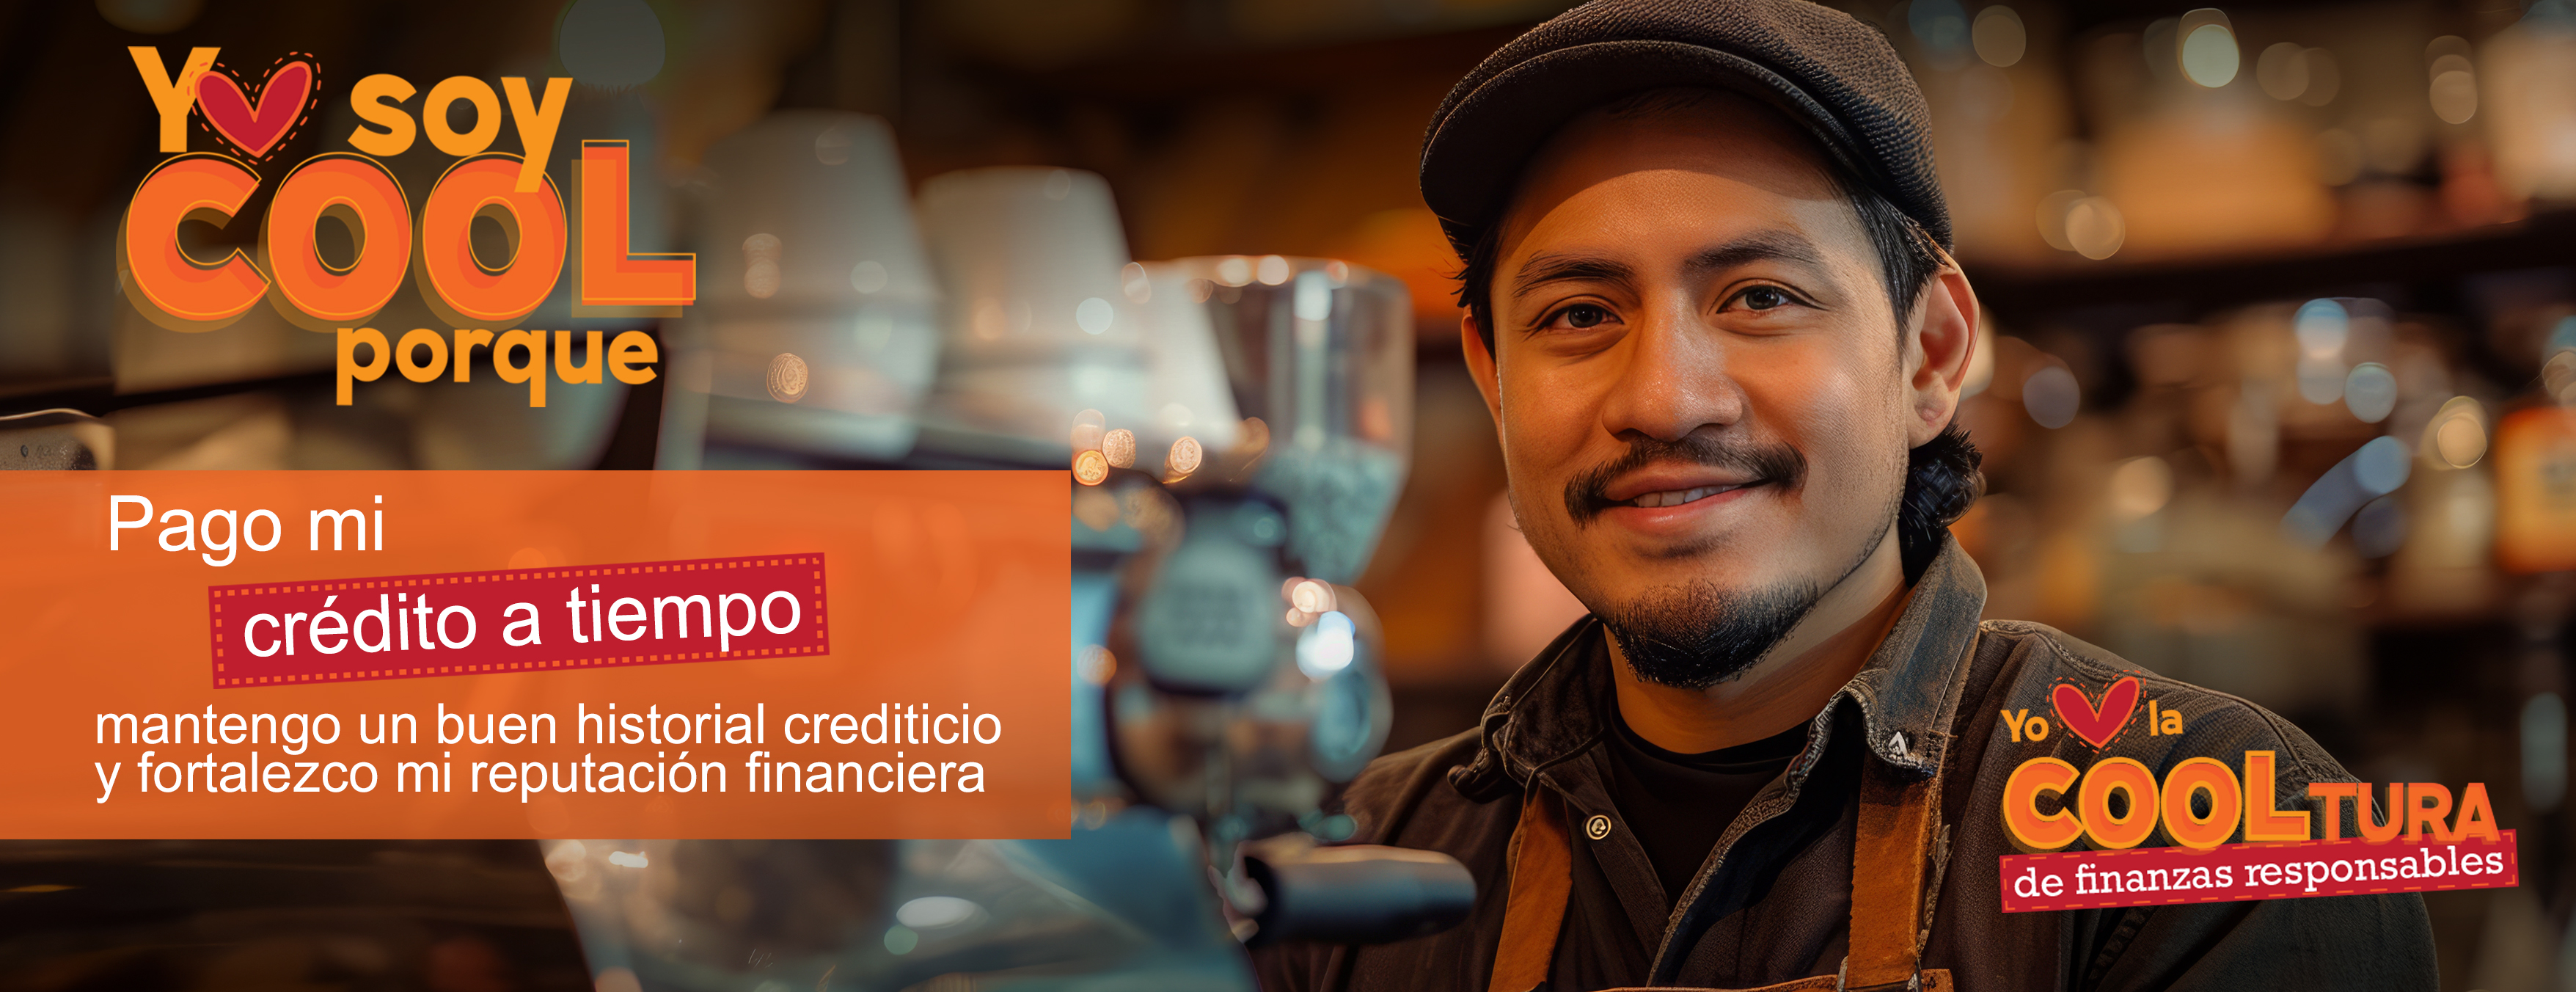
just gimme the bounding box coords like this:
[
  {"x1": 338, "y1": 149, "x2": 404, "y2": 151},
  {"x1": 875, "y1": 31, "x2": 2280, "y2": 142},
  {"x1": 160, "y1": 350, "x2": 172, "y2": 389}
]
[{"x1": 1485, "y1": 754, "x2": 1951, "y2": 992}]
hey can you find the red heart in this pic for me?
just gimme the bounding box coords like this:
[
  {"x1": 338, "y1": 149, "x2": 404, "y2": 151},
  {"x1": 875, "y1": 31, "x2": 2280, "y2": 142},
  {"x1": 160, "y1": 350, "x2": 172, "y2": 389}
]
[
  {"x1": 2051, "y1": 676, "x2": 2141, "y2": 748},
  {"x1": 195, "y1": 60, "x2": 314, "y2": 159}
]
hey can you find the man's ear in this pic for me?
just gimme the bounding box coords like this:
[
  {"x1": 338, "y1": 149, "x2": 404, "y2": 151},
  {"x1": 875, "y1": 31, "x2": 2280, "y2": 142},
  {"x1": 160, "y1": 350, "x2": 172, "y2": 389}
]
[
  {"x1": 1906, "y1": 263, "x2": 1979, "y2": 447},
  {"x1": 1463, "y1": 313, "x2": 1504, "y2": 426}
]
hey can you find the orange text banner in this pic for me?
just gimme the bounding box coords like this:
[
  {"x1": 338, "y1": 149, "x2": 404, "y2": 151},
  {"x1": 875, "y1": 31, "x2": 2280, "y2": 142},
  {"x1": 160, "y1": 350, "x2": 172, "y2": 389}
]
[{"x1": 0, "y1": 470, "x2": 1070, "y2": 839}]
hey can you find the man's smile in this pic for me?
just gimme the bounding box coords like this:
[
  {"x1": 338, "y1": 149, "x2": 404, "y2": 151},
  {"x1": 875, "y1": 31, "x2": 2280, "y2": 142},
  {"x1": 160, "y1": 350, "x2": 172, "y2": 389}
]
[
  {"x1": 1594, "y1": 472, "x2": 1772, "y2": 536},
  {"x1": 1625, "y1": 483, "x2": 1747, "y2": 508},
  {"x1": 1600, "y1": 462, "x2": 1768, "y2": 506},
  {"x1": 1565, "y1": 436, "x2": 1807, "y2": 526}
]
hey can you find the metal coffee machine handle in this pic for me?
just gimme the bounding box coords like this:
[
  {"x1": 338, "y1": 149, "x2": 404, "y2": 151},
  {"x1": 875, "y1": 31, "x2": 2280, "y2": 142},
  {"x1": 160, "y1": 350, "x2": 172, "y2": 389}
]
[{"x1": 1238, "y1": 842, "x2": 1477, "y2": 947}]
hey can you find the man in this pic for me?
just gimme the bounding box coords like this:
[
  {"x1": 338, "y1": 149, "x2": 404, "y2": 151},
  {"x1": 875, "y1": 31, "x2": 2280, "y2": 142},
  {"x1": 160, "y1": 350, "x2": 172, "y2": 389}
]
[{"x1": 1256, "y1": 1, "x2": 2438, "y2": 989}]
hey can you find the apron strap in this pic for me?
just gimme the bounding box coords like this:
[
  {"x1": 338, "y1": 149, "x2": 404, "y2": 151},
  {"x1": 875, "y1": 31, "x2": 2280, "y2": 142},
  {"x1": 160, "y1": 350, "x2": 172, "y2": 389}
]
[
  {"x1": 1488, "y1": 784, "x2": 1574, "y2": 992},
  {"x1": 1841, "y1": 757, "x2": 1943, "y2": 992},
  {"x1": 1482, "y1": 755, "x2": 1947, "y2": 992}
]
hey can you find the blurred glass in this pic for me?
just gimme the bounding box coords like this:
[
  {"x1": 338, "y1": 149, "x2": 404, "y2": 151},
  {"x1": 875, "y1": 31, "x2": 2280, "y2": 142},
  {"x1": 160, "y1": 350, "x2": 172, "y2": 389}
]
[
  {"x1": 666, "y1": 112, "x2": 942, "y2": 464},
  {"x1": 1159, "y1": 256, "x2": 1413, "y2": 586},
  {"x1": 1127, "y1": 262, "x2": 1244, "y2": 470},
  {"x1": 1100, "y1": 257, "x2": 1410, "y2": 853},
  {"x1": 918, "y1": 167, "x2": 1149, "y2": 448}
]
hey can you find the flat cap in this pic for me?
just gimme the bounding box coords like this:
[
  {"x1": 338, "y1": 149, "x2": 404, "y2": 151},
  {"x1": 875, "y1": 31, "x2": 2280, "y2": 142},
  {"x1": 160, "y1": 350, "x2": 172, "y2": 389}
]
[{"x1": 1420, "y1": 0, "x2": 1949, "y2": 257}]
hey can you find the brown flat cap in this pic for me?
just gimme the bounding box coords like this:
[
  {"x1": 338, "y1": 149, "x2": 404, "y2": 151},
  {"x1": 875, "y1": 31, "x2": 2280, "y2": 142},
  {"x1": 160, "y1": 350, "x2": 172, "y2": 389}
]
[{"x1": 1420, "y1": 0, "x2": 1950, "y2": 255}]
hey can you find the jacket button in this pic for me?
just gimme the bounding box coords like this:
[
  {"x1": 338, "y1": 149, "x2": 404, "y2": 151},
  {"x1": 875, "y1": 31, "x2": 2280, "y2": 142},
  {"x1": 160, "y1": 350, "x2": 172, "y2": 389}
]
[{"x1": 1585, "y1": 814, "x2": 1612, "y2": 840}]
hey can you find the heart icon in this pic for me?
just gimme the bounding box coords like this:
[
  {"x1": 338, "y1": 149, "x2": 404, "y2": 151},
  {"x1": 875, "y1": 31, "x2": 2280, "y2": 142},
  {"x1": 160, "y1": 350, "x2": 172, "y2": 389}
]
[
  {"x1": 2050, "y1": 676, "x2": 2141, "y2": 748},
  {"x1": 195, "y1": 59, "x2": 315, "y2": 159}
]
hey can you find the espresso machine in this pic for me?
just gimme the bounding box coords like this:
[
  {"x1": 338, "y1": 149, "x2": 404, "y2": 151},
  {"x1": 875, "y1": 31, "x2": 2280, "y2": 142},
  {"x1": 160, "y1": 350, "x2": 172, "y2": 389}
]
[
  {"x1": 1087, "y1": 255, "x2": 1472, "y2": 949},
  {"x1": 571, "y1": 154, "x2": 1474, "y2": 984}
]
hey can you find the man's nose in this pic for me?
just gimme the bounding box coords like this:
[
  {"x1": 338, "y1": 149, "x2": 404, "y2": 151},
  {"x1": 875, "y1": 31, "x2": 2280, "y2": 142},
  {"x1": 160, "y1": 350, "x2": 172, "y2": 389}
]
[{"x1": 1598, "y1": 303, "x2": 1743, "y2": 442}]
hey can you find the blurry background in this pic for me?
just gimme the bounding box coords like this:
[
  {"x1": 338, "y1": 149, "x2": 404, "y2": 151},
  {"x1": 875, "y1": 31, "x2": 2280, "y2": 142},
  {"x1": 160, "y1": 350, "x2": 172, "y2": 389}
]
[{"x1": 10, "y1": 0, "x2": 2576, "y2": 986}]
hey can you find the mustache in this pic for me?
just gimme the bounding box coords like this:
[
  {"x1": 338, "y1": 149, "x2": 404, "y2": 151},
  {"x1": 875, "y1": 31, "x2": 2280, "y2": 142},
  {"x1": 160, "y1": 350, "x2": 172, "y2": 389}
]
[{"x1": 1563, "y1": 434, "x2": 1808, "y2": 525}]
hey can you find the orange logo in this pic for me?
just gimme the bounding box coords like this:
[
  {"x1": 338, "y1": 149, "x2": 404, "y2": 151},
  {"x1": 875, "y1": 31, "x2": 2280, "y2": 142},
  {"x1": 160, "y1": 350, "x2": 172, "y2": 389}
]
[{"x1": 120, "y1": 47, "x2": 695, "y2": 408}]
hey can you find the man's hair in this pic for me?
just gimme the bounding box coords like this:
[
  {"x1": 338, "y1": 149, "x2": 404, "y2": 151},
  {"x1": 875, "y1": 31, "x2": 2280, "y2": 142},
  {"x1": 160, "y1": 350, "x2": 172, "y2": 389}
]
[{"x1": 1451, "y1": 88, "x2": 1980, "y2": 577}]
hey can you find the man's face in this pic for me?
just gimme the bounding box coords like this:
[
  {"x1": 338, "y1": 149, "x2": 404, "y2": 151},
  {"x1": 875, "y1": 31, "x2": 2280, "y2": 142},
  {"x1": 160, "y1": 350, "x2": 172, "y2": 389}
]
[{"x1": 1471, "y1": 94, "x2": 1930, "y2": 684}]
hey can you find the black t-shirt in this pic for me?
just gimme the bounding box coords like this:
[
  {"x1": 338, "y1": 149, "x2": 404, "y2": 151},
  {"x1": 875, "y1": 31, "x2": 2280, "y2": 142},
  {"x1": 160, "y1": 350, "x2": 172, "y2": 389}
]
[{"x1": 1603, "y1": 710, "x2": 1808, "y2": 908}]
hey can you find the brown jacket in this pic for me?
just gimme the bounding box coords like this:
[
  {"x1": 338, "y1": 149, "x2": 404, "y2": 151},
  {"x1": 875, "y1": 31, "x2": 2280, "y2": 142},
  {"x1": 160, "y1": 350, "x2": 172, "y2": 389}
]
[{"x1": 1256, "y1": 540, "x2": 2437, "y2": 991}]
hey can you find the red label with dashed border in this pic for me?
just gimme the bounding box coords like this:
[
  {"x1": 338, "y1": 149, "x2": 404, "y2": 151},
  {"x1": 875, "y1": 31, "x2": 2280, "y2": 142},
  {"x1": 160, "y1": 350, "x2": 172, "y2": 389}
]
[
  {"x1": 207, "y1": 554, "x2": 829, "y2": 687},
  {"x1": 1999, "y1": 830, "x2": 2517, "y2": 912}
]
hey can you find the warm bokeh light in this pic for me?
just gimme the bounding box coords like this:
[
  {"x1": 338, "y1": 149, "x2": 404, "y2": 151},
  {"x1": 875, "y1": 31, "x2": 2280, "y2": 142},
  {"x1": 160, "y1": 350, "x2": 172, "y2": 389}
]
[
  {"x1": 742, "y1": 233, "x2": 782, "y2": 299},
  {"x1": 1972, "y1": 6, "x2": 2026, "y2": 68},
  {"x1": 2429, "y1": 54, "x2": 2478, "y2": 125},
  {"x1": 2179, "y1": 23, "x2": 2240, "y2": 89},
  {"x1": 2064, "y1": 197, "x2": 2125, "y2": 260},
  {"x1": 2544, "y1": 350, "x2": 2576, "y2": 406},
  {"x1": 2096, "y1": 112, "x2": 2333, "y2": 257},
  {"x1": 1120, "y1": 261, "x2": 1151, "y2": 303},
  {"x1": 2023, "y1": 365, "x2": 2080, "y2": 428},
  {"x1": 1290, "y1": 578, "x2": 1336, "y2": 615},
  {"x1": 2108, "y1": 456, "x2": 2174, "y2": 522},
  {"x1": 1072, "y1": 448, "x2": 1109, "y2": 485},
  {"x1": 2255, "y1": 42, "x2": 2308, "y2": 101},
  {"x1": 764, "y1": 352, "x2": 808, "y2": 404},
  {"x1": 1071, "y1": 408, "x2": 1106, "y2": 451},
  {"x1": 2429, "y1": 397, "x2": 2489, "y2": 470},
  {"x1": 2035, "y1": 189, "x2": 2083, "y2": 252},
  {"x1": 1077, "y1": 645, "x2": 1116, "y2": 685},
  {"x1": 2485, "y1": 19, "x2": 2576, "y2": 200}
]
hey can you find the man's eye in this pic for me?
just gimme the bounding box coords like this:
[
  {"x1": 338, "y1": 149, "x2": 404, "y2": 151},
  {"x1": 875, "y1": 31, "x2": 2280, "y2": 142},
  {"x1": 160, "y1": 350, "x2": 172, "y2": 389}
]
[
  {"x1": 1558, "y1": 304, "x2": 1609, "y2": 328},
  {"x1": 1738, "y1": 286, "x2": 1793, "y2": 310}
]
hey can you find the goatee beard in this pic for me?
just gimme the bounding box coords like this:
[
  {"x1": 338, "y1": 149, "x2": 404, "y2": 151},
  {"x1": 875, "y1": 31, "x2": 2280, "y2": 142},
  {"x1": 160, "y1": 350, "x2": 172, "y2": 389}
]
[{"x1": 1602, "y1": 580, "x2": 1823, "y2": 690}]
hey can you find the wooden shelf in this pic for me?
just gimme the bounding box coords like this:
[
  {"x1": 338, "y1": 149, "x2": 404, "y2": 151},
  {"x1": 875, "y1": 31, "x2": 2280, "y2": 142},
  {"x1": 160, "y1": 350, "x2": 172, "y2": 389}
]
[{"x1": 1972, "y1": 210, "x2": 2576, "y2": 328}]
